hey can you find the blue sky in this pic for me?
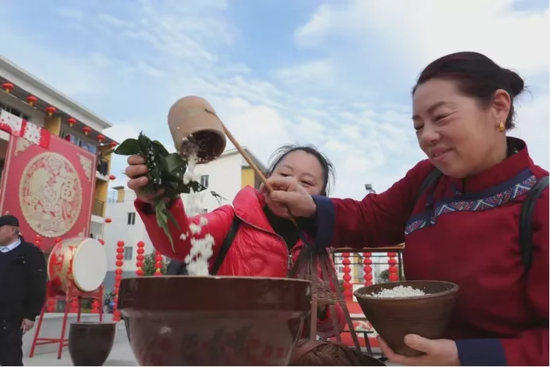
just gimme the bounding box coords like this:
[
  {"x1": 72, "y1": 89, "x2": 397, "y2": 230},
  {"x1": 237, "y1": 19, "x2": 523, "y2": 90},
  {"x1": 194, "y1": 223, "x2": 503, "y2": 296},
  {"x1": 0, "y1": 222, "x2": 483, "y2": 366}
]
[{"x1": 1, "y1": 0, "x2": 548, "y2": 198}]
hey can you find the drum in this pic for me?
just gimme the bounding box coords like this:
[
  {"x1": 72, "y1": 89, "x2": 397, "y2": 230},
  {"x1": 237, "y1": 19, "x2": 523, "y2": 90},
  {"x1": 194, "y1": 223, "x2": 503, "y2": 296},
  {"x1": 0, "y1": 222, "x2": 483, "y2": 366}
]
[{"x1": 48, "y1": 237, "x2": 107, "y2": 293}]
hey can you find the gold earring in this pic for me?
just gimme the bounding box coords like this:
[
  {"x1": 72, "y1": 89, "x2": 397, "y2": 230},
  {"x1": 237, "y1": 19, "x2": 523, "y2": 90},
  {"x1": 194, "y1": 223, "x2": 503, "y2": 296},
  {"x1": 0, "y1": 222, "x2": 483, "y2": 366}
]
[{"x1": 498, "y1": 121, "x2": 505, "y2": 132}]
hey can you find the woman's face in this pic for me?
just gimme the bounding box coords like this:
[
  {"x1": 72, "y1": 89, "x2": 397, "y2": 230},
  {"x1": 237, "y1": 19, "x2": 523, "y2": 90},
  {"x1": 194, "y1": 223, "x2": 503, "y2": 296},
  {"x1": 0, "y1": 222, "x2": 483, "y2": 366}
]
[
  {"x1": 266, "y1": 150, "x2": 325, "y2": 217},
  {"x1": 412, "y1": 78, "x2": 510, "y2": 178}
]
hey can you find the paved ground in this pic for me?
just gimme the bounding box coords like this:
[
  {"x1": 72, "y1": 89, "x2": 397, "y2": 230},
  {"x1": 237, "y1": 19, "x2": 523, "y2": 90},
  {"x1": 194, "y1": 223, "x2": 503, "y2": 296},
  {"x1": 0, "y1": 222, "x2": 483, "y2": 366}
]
[
  {"x1": 23, "y1": 343, "x2": 399, "y2": 366},
  {"x1": 23, "y1": 341, "x2": 138, "y2": 366}
]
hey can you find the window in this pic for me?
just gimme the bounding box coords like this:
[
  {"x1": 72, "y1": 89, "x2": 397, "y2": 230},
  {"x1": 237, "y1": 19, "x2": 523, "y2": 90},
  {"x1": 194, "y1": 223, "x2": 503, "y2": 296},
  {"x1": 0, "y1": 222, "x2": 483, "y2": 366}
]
[
  {"x1": 127, "y1": 212, "x2": 136, "y2": 225},
  {"x1": 123, "y1": 247, "x2": 133, "y2": 261},
  {"x1": 0, "y1": 103, "x2": 31, "y2": 121},
  {"x1": 200, "y1": 175, "x2": 209, "y2": 188}
]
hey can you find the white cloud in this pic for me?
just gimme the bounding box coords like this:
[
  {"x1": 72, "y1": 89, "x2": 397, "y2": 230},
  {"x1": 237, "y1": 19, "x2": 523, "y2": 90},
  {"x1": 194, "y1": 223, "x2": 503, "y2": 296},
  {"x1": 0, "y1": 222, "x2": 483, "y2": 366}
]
[
  {"x1": 273, "y1": 59, "x2": 337, "y2": 90},
  {"x1": 291, "y1": 0, "x2": 549, "y2": 191},
  {"x1": 1, "y1": 0, "x2": 547, "y2": 202},
  {"x1": 509, "y1": 90, "x2": 550, "y2": 168},
  {"x1": 295, "y1": 4, "x2": 334, "y2": 49},
  {"x1": 295, "y1": 0, "x2": 549, "y2": 77}
]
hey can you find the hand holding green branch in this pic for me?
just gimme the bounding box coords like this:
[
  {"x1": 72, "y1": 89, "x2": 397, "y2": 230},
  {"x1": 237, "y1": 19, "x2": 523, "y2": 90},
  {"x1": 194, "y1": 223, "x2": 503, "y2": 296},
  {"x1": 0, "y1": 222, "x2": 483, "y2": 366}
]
[{"x1": 113, "y1": 132, "x2": 206, "y2": 252}]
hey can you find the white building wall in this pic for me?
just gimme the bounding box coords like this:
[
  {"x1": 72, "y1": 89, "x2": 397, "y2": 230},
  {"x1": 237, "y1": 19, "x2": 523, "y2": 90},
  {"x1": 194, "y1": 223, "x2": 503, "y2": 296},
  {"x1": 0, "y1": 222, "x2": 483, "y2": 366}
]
[
  {"x1": 103, "y1": 190, "x2": 154, "y2": 273},
  {"x1": 181, "y1": 153, "x2": 243, "y2": 212}
]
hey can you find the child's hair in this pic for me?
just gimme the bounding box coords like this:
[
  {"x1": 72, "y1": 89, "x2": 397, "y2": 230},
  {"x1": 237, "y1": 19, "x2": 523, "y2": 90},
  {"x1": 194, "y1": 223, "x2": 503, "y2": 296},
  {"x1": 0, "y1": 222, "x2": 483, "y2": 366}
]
[{"x1": 267, "y1": 144, "x2": 335, "y2": 196}]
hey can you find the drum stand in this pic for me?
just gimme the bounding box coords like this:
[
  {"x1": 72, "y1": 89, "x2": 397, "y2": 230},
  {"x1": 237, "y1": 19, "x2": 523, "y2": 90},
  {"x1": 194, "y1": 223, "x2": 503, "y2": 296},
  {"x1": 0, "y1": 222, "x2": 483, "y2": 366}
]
[{"x1": 29, "y1": 282, "x2": 104, "y2": 359}]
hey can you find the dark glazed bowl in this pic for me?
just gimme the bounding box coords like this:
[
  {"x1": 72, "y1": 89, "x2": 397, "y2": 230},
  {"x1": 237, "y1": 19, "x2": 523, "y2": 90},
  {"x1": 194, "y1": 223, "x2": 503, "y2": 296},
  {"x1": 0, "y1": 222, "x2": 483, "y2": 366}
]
[
  {"x1": 354, "y1": 280, "x2": 459, "y2": 357},
  {"x1": 118, "y1": 276, "x2": 312, "y2": 366},
  {"x1": 68, "y1": 322, "x2": 116, "y2": 366}
]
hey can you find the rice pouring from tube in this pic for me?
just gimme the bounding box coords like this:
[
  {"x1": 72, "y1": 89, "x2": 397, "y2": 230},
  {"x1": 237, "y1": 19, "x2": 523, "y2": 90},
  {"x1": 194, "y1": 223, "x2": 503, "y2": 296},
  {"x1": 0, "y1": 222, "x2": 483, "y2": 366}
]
[{"x1": 179, "y1": 138, "x2": 215, "y2": 276}]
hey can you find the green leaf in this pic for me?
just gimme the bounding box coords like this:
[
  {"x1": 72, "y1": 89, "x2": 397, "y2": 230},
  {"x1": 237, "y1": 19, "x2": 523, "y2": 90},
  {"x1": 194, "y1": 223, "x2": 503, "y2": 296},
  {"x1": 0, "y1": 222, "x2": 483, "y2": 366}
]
[
  {"x1": 154, "y1": 199, "x2": 175, "y2": 252},
  {"x1": 114, "y1": 138, "x2": 141, "y2": 156},
  {"x1": 166, "y1": 211, "x2": 180, "y2": 230},
  {"x1": 152, "y1": 140, "x2": 170, "y2": 157},
  {"x1": 165, "y1": 153, "x2": 185, "y2": 173},
  {"x1": 137, "y1": 132, "x2": 150, "y2": 154}
]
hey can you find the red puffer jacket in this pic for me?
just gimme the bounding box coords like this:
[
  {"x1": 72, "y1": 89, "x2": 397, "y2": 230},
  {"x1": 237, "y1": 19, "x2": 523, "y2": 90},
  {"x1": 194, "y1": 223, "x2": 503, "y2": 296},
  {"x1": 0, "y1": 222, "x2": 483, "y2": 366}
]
[{"x1": 135, "y1": 185, "x2": 345, "y2": 338}]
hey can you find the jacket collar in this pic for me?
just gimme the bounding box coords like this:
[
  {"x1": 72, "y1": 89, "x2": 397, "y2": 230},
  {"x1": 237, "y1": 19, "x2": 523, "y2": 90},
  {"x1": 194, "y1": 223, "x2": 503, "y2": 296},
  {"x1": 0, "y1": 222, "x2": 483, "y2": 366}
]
[{"x1": 232, "y1": 186, "x2": 275, "y2": 233}]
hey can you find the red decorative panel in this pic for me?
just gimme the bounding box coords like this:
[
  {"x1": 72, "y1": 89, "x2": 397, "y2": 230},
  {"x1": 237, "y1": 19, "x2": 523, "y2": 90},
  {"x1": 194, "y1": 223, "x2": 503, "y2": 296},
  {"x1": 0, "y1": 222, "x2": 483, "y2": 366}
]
[{"x1": 0, "y1": 135, "x2": 96, "y2": 251}]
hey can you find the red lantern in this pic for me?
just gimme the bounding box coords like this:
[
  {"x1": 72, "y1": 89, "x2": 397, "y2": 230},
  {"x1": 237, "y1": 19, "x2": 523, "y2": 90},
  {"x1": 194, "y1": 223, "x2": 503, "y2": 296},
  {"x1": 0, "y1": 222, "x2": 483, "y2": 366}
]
[
  {"x1": 82, "y1": 126, "x2": 91, "y2": 135},
  {"x1": 45, "y1": 106, "x2": 56, "y2": 117},
  {"x1": 1, "y1": 82, "x2": 13, "y2": 93},
  {"x1": 47, "y1": 298, "x2": 56, "y2": 312},
  {"x1": 137, "y1": 248, "x2": 144, "y2": 255},
  {"x1": 136, "y1": 269, "x2": 144, "y2": 276},
  {"x1": 97, "y1": 134, "x2": 105, "y2": 143},
  {"x1": 109, "y1": 141, "x2": 118, "y2": 148},
  {"x1": 105, "y1": 217, "x2": 112, "y2": 223},
  {"x1": 116, "y1": 247, "x2": 124, "y2": 253},
  {"x1": 67, "y1": 117, "x2": 76, "y2": 127},
  {"x1": 109, "y1": 174, "x2": 116, "y2": 180},
  {"x1": 91, "y1": 299, "x2": 100, "y2": 314},
  {"x1": 117, "y1": 240, "x2": 125, "y2": 247},
  {"x1": 27, "y1": 95, "x2": 37, "y2": 106}
]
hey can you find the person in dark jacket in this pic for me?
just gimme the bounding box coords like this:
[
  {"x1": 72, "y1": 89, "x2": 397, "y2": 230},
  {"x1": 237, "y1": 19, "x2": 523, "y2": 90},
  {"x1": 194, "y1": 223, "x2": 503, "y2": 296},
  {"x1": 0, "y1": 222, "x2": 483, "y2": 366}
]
[{"x1": 0, "y1": 215, "x2": 47, "y2": 366}]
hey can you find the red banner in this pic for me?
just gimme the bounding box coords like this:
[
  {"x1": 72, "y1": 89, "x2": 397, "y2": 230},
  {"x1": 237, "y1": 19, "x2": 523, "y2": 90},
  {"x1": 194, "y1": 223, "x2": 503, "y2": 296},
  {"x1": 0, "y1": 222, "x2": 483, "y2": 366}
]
[{"x1": 0, "y1": 135, "x2": 96, "y2": 251}]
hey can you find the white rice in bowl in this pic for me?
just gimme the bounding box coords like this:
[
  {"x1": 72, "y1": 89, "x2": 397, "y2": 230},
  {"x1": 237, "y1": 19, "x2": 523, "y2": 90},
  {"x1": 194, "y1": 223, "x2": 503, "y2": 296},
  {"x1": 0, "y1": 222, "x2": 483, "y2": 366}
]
[{"x1": 370, "y1": 285, "x2": 426, "y2": 298}]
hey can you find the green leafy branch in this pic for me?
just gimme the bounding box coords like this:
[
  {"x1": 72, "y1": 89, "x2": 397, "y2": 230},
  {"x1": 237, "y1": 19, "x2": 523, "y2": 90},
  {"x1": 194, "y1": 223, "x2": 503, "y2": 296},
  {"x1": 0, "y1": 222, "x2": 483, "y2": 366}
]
[{"x1": 113, "y1": 132, "x2": 206, "y2": 252}]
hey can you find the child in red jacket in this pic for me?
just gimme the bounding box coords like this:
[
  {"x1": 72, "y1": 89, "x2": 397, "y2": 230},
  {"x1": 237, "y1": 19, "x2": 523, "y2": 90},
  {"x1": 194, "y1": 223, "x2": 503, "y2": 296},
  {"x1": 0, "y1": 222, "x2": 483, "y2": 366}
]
[{"x1": 125, "y1": 144, "x2": 346, "y2": 339}]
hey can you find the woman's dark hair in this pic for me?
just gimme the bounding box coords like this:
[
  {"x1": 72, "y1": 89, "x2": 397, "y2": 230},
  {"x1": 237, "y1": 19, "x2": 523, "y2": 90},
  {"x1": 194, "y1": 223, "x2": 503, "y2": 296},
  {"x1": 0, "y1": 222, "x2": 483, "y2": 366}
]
[
  {"x1": 412, "y1": 51, "x2": 525, "y2": 130},
  {"x1": 267, "y1": 144, "x2": 335, "y2": 196}
]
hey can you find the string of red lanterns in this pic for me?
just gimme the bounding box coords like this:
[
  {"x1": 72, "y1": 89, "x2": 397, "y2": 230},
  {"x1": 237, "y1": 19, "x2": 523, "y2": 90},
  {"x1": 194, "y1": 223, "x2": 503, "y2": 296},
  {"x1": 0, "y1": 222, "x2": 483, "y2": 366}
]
[
  {"x1": 136, "y1": 242, "x2": 145, "y2": 277},
  {"x1": 387, "y1": 252, "x2": 399, "y2": 282},
  {"x1": 1, "y1": 80, "x2": 118, "y2": 146},
  {"x1": 363, "y1": 253, "x2": 373, "y2": 286},
  {"x1": 112, "y1": 240, "x2": 125, "y2": 322},
  {"x1": 154, "y1": 251, "x2": 163, "y2": 276},
  {"x1": 342, "y1": 253, "x2": 353, "y2": 299}
]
